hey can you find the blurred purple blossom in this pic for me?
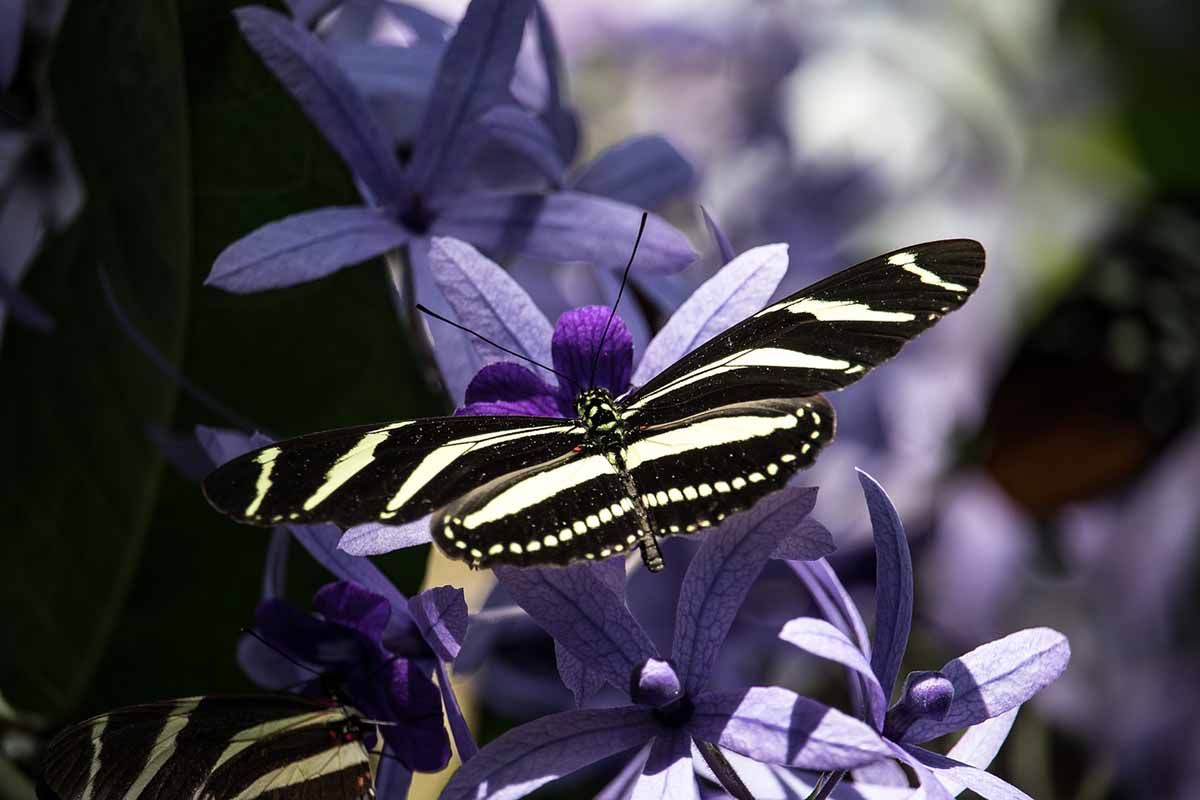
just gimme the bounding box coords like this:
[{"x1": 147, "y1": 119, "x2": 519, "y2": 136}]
[
  {"x1": 442, "y1": 488, "x2": 881, "y2": 800},
  {"x1": 780, "y1": 471, "x2": 1069, "y2": 799}
]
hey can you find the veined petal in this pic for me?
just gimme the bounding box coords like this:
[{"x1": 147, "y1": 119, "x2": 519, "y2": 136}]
[
  {"x1": 338, "y1": 516, "x2": 434, "y2": 556},
  {"x1": 436, "y1": 659, "x2": 478, "y2": 762},
  {"x1": 496, "y1": 563, "x2": 658, "y2": 693},
  {"x1": 450, "y1": 105, "x2": 567, "y2": 190},
  {"x1": 596, "y1": 741, "x2": 654, "y2": 800},
  {"x1": 440, "y1": 706, "x2": 662, "y2": 800},
  {"x1": 429, "y1": 236, "x2": 554, "y2": 368},
  {"x1": 555, "y1": 641, "x2": 607, "y2": 707},
  {"x1": 408, "y1": 0, "x2": 535, "y2": 192},
  {"x1": 633, "y1": 243, "x2": 789, "y2": 385},
  {"x1": 234, "y1": 7, "x2": 408, "y2": 203},
  {"x1": 701, "y1": 206, "x2": 735, "y2": 265},
  {"x1": 207, "y1": 206, "x2": 410, "y2": 293},
  {"x1": 906, "y1": 746, "x2": 1034, "y2": 800},
  {"x1": 772, "y1": 517, "x2": 835, "y2": 562},
  {"x1": 945, "y1": 708, "x2": 1019, "y2": 775},
  {"x1": 902, "y1": 628, "x2": 1069, "y2": 744},
  {"x1": 858, "y1": 469, "x2": 913, "y2": 703},
  {"x1": 673, "y1": 488, "x2": 817, "y2": 694},
  {"x1": 313, "y1": 580, "x2": 391, "y2": 642},
  {"x1": 532, "y1": 2, "x2": 578, "y2": 161},
  {"x1": 631, "y1": 731, "x2": 697, "y2": 800},
  {"x1": 404, "y1": 238, "x2": 482, "y2": 405},
  {"x1": 780, "y1": 617, "x2": 887, "y2": 731},
  {"x1": 552, "y1": 305, "x2": 633, "y2": 402},
  {"x1": 688, "y1": 687, "x2": 891, "y2": 771},
  {"x1": 408, "y1": 585, "x2": 469, "y2": 662},
  {"x1": 331, "y1": 40, "x2": 441, "y2": 100},
  {"x1": 572, "y1": 134, "x2": 695, "y2": 210},
  {"x1": 433, "y1": 190, "x2": 696, "y2": 274}
]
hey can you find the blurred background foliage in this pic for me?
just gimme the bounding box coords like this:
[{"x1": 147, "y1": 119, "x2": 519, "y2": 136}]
[{"x1": 2, "y1": 1, "x2": 1199, "y2": 799}]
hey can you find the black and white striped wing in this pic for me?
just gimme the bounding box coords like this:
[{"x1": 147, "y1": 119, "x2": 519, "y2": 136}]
[
  {"x1": 203, "y1": 416, "x2": 583, "y2": 529},
  {"x1": 436, "y1": 450, "x2": 644, "y2": 569},
  {"x1": 38, "y1": 696, "x2": 373, "y2": 800},
  {"x1": 626, "y1": 396, "x2": 835, "y2": 536},
  {"x1": 623, "y1": 240, "x2": 985, "y2": 423}
]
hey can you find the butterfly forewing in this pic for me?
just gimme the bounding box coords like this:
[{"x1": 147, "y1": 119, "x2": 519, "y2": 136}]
[
  {"x1": 435, "y1": 451, "x2": 645, "y2": 568},
  {"x1": 624, "y1": 240, "x2": 985, "y2": 422},
  {"x1": 203, "y1": 416, "x2": 581, "y2": 528},
  {"x1": 39, "y1": 696, "x2": 372, "y2": 800},
  {"x1": 627, "y1": 396, "x2": 834, "y2": 536}
]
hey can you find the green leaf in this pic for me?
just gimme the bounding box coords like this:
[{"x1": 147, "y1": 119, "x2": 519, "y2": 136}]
[{"x1": 0, "y1": 0, "x2": 191, "y2": 714}]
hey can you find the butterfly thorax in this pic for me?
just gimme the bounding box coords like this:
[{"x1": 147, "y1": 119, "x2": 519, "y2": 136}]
[{"x1": 576, "y1": 387, "x2": 626, "y2": 448}]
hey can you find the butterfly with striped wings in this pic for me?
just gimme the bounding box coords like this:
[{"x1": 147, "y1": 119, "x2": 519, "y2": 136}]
[
  {"x1": 203, "y1": 240, "x2": 984, "y2": 572},
  {"x1": 38, "y1": 695, "x2": 377, "y2": 800}
]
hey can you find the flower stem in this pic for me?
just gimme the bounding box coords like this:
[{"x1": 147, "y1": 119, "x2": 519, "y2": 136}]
[
  {"x1": 804, "y1": 770, "x2": 846, "y2": 800},
  {"x1": 695, "y1": 739, "x2": 755, "y2": 800}
]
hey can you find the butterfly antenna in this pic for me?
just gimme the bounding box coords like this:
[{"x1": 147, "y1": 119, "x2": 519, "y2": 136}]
[
  {"x1": 415, "y1": 303, "x2": 580, "y2": 392},
  {"x1": 589, "y1": 212, "x2": 648, "y2": 389},
  {"x1": 240, "y1": 627, "x2": 324, "y2": 679}
]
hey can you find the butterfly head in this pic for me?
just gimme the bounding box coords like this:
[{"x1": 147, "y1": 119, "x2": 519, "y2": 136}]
[{"x1": 576, "y1": 387, "x2": 624, "y2": 438}]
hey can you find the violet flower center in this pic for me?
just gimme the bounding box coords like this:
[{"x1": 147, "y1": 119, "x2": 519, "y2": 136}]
[
  {"x1": 883, "y1": 670, "x2": 955, "y2": 740},
  {"x1": 631, "y1": 658, "x2": 695, "y2": 728}
]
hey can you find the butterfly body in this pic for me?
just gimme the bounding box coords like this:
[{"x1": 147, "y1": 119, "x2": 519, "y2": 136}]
[
  {"x1": 38, "y1": 695, "x2": 376, "y2": 800},
  {"x1": 203, "y1": 240, "x2": 984, "y2": 572}
]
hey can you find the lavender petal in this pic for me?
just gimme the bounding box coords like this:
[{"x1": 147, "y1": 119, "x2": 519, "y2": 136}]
[
  {"x1": 631, "y1": 731, "x2": 698, "y2": 800},
  {"x1": 338, "y1": 517, "x2": 433, "y2": 556},
  {"x1": 596, "y1": 742, "x2": 654, "y2": 800},
  {"x1": 632, "y1": 244, "x2": 788, "y2": 385},
  {"x1": 700, "y1": 206, "x2": 735, "y2": 265},
  {"x1": 902, "y1": 628, "x2": 1069, "y2": 744},
  {"x1": 532, "y1": 2, "x2": 578, "y2": 161},
  {"x1": 945, "y1": 708, "x2": 1019, "y2": 773},
  {"x1": 779, "y1": 617, "x2": 887, "y2": 731},
  {"x1": 434, "y1": 190, "x2": 696, "y2": 274},
  {"x1": 771, "y1": 518, "x2": 836, "y2": 562},
  {"x1": 688, "y1": 687, "x2": 891, "y2": 770},
  {"x1": 555, "y1": 641, "x2": 608, "y2": 706},
  {"x1": 440, "y1": 706, "x2": 661, "y2": 800},
  {"x1": 234, "y1": 7, "x2": 407, "y2": 203},
  {"x1": 906, "y1": 746, "x2": 1034, "y2": 800},
  {"x1": 429, "y1": 236, "x2": 554, "y2": 367},
  {"x1": 858, "y1": 469, "x2": 913, "y2": 702},
  {"x1": 405, "y1": 237, "x2": 481, "y2": 404},
  {"x1": 673, "y1": 487, "x2": 817, "y2": 694},
  {"x1": 437, "y1": 658, "x2": 479, "y2": 762},
  {"x1": 207, "y1": 206, "x2": 410, "y2": 293},
  {"x1": 457, "y1": 105, "x2": 567, "y2": 187},
  {"x1": 408, "y1": 585, "x2": 469, "y2": 662},
  {"x1": 497, "y1": 563, "x2": 658, "y2": 693},
  {"x1": 572, "y1": 134, "x2": 695, "y2": 209}
]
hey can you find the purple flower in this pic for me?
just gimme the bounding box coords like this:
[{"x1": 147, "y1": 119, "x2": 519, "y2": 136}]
[
  {"x1": 197, "y1": 426, "x2": 477, "y2": 795},
  {"x1": 780, "y1": 470, "x2": 1070, "y2": 799},
  {"x1": 439, "y1": 487, "x2": 888, "y2": 799},
  {"x1": 204, "y1": 1, "x2": 694, "y2": 296},
  {"x1": 338, "y1": 233, "x2": 790, "y2": 556}
]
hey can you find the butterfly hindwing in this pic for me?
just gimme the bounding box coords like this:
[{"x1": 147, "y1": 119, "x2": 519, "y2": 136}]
[
  {"x1": 627, "y1": 396, "x2": 835, "y2": 536},
  {"x1": 203, "y1": 416, "x2": 582, "y2": 529},
  {"x1": 39, "y1": 696, "x2": 372, "y2": 800},
  {"x1": 435, "y1": 450, "x2": 644, "y2": 568},
  {"x1": 624, "y1": 240, "x2": 985, "y2": 423}
]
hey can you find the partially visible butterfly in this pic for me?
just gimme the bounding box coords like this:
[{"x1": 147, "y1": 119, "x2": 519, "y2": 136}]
[
  {"x1": 38, "y1": 695, "x2": 377, "y2": 800},
  {"x1": 204, "y1": 239, "x2": 985, "y2": 572}
]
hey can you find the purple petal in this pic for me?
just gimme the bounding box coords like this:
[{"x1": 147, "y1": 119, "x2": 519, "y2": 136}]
[
  {"x1": 631, "y1": 731, "x2": 697, "y2": 800},
  {"x1": 555, "y1": 642, "x2": 608, "y2": 706},
  {"x1": 376, "y1": 658, "x2": 452, "y2": 771},
  {"x1": 688, "y1": 687, "x2": 891, "y2": 770},
  {"x1": 331, "y1": 40, "x2": 441, "y2": 100},
  {"x1": 383, "y1": 2, "x2": 450, "y2": 41},
  {"x1": 532, "y1": 2, "x2": 578, "y2": 161},
  {"x1": 788, "y1": 559, "x2": 871, "y2": 654},
  {"x1": 374, "y1": 760, "x2": 413, "y2": 800},
  {"x1": 902, "y1": 628, "x2": 1069, "y2": 744},
  {"x1": 496, "y1": 563, "x2": 658, "y2": 693},
  {"x1": 252, "y1": 597, "x2": 368, "y2": 672},
  {"x1": 0, "y1": 0, "x2": 24, "y2": 89},
  {"x1": 885, "y1": 743, "x2": 954, "y2": 800},
  {"x1": 408, "y1": 0, "x2": 534, "y2": 192},
  {"x1": 906, "y1": 746, "x2": 1034, "y2": 800},
  {"x1": 406, "y1": 237, "x2": 482, "y2": 405},
  {"x1": 338, "y1": 517, "x2": 433, "y2": 556},
  {"x1": 195, "y1": 425, "x2": 261, "y2": 464},
  {"x1": 236, "y1": 628, "x2": 314, "y2": 690},
  {"x1": 945, "y1": 708, "x2": 1018, "y2": 773},
  {"x1": 436, "y1": 658, "x2": 479, "y2": 762},
  {"x1": 313, "y1": 580, "x2": 391, "y2": 641},
  {"x1": 429, "y1": 236, "x2": 554, "y2": 368},
  {"x1": 433, "y1": 190, "x2": 697, "y2": 274},
  {"x1": 632, "y1": 244, "x2": 788, "y2": 385},
  {"x1": 234, "y1": 7, "x2": 407, "y2": 204},
  {"x1": 440, "y1": 706, "x2": 661, "y2": 800},
  {"x1": 596, "y1": 742, "x2": 654, "y2": 800},
  {"x1": 207, "y1": 206, "x2": 409, "y2": 293},
  {"x1": 771, "y1": 517, "x2": 835, "y2": 562},
  {"x1": 701, "y1": 206, "x2": 735, "y2": 265},
  {"x1": 571, "y1": 135, "x2": 695, "y2": 210},
  {"x1": 552, "y1": 305, "x2": 633, "y2": 401},
  {"x1": 779, "y1": 617, "x2": 886, "y2": 731},
  {"x1": 455, "y1": 105, "x2": 567, "y2": 188},
  {"x1": 672, "y1": 487, "x2": 817, "y2": 694},
  {"x1": 858, "y1": 469, "x2": 913, "y2": 703},
  {"x1": 408, "y1": 585, "x2": 469, "y2": 662},
  {"x1": 458, "y1": 363, "x2": 561, "y2": 417}
]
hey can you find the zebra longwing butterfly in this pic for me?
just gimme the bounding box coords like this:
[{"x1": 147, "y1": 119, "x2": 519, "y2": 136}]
[
  {"x1": 203, "y1": 240, "x2": 984, "y2": 572},
  {"x1": 38, "y1": 695, "x2": 376, "y2": 800}
]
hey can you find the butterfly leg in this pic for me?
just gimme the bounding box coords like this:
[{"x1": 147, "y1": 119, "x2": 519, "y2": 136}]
[{"x1": 616, "y1": 469, "x2": 664, "y2": 572}]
